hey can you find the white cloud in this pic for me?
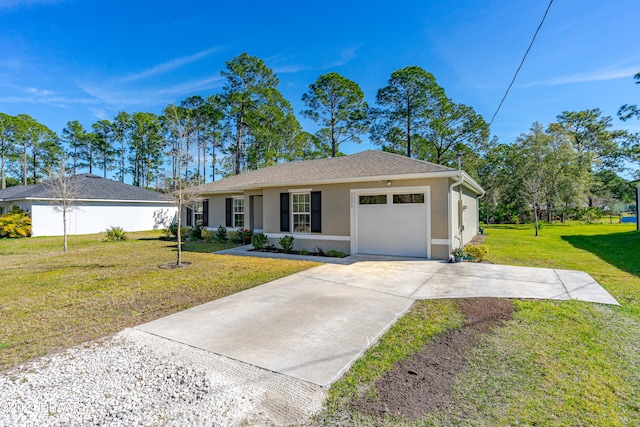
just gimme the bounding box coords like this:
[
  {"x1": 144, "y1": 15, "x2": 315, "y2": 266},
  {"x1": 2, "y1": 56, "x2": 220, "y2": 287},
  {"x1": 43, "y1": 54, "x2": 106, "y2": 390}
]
[
  {"x1": 265, "y1": 53, "x2": 309, "y2": 74},
  {"x1": 0, "y1": 95, "x2": 98, "y2": 107},
  {"x1": 26, "y1": 87, "x2": 54, "y2": 96},
  {"x1": 272, "y1": 64, "x2": 308, "y2": 74},
  {"x1": 525, "y1": 66, "x2": 640, "y2": 87},
  {"x1": 77, "y1": 83, "x2": 156, "y2": 107},
  {"x1": 120, "y1": 47, "x2": 222, "y2": 82},
  {"x1": 156, "y1": 76, "x2": 223, "y2": 96},
  {"x1": 88, "y1": 108, "x2": 109, "y2": 120},
  {"x1": 77, "y1": 75, "x2": 224, "y2": 109},
  {"x1": 0, "y1": 0, "x2": 61, "y2": 10},
  {"x1": 0, "y1": 58, "x2": 22, "y2": 69},
  {"x1": 0, "y1": 83, "x2": 56, "y2": 99},
  {"x1": 323, "y1": 44, "x2": 363, "y2": 69}
]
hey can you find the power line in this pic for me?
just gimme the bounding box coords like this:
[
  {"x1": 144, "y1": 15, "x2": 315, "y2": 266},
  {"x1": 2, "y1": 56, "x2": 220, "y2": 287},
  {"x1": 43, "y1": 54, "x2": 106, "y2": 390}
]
[{"x1": 489, "y1": 0, "x2": 554, "y2": 127}]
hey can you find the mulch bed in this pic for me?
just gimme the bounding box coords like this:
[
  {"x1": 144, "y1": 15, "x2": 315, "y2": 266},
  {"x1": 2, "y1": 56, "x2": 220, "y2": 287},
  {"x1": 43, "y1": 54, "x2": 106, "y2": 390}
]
[
  {"x1": 249, "y1": 247, "x2": 346, "y2": 258},
  {"x1": 468, "y1": 233, "x2": 487, "y2": 245},
  {"x1": 352, "y1": 298, "x2": 514, "y2": 420}
]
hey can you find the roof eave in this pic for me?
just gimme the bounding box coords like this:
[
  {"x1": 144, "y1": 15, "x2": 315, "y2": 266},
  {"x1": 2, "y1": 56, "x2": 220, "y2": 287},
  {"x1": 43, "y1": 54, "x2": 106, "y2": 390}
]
[
  {"x1": 459, "y1": 172, "x2": 485, "y2": 196},
  {"x1": 197, "y1": 170, "x2": 485, "y2": 195},
  {"x1": 2, "y1": 197, "x2": 175, "y2": 204}
]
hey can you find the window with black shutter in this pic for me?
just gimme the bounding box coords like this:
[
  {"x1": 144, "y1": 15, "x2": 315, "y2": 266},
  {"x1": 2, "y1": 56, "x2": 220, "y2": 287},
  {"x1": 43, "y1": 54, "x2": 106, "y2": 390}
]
[
  {"x1": 233, "y1": 198, "x2": 244, "y2": 228},
  {"x1": 202, "y1": 199, "x2": 209, "y2": 226},
  {"x1": 225, "y1": 198, "x2": 232, "y2": 227},
  {"x1": 193, "y1": 201, "x2": 204, "y2": 225},
  {"x1": 280, "y1": 192, "x2": 290, "y2": 231},
  {"x1": 310, "y1": 191, "x2": 321, "y2": 233}
]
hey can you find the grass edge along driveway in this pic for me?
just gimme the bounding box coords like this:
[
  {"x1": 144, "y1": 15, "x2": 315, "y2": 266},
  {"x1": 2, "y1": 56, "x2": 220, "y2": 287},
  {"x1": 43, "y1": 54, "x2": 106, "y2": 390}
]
[
  {"x1": 0, "y1": 230, "x2": 319, "y2": 371},
  {"x1": 317, "y1": 223, "x2": 640, "y2": 426}
]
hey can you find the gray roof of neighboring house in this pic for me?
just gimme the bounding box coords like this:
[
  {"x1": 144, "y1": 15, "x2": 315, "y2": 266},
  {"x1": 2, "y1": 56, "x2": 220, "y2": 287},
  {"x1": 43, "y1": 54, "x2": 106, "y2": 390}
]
[
  {"x1": 0, "y1": 185, "x2": 33, "y2": 199},
  {"x1": 193, "y1": 150, "x2": 482, "y2": 194},
  {"x1": 0, "y1": 174, "x2": 173, "y2": 202}
]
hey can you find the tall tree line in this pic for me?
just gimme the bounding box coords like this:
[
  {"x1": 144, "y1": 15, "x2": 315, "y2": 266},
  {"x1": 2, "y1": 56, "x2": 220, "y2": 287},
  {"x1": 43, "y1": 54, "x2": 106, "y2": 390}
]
[
  {"x1": 1, "y1": 54, "x2": 636, "y2": 224},
  {"x1": 478, "y1": 109, "x2": 634, "y2": 225},
  {"x1": 0, "y1": 113, "x2": 62, "y2": 188}
]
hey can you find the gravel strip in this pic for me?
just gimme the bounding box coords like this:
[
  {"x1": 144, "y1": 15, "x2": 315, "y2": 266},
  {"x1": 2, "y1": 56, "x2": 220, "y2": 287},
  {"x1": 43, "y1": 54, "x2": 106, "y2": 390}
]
[{"x1": 0, "y1": 329, "x2": 326, "y2": 426}]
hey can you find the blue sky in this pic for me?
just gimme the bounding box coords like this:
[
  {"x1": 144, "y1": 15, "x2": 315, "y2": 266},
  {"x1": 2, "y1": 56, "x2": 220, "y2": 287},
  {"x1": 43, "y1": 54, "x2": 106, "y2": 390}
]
[{"x1": 1, "y1": 0, "x2": 639, "y2": 164}]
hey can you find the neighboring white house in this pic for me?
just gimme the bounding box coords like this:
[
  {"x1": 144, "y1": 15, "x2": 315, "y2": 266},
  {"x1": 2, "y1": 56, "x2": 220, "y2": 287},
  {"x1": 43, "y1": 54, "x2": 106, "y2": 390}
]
[{"x1": 0, "y1": 174, "x2": 177, "y2": 236}]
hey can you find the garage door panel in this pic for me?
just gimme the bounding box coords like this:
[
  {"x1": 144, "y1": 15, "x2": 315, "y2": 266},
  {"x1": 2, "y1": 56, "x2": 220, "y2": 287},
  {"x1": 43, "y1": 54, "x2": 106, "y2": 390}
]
[
  {"x1": 358, "y1": 221, "x2": 427, "y2": 235},
  {"x1": 358, "y1": 237, "x2": 427, "y2": 258},
  {"x1": 355, "y1": 190, "x2": 429, "y2": 258},
  {"x1": 357, "y1": 218, "x2": 427, "y2": 233}
]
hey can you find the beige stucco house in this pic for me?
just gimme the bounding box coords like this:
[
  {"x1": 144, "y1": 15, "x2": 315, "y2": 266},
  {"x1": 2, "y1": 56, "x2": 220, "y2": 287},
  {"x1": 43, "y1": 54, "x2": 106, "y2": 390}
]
[{"x1": 187, "y1": 150, "x2": 484, "y2": 259}]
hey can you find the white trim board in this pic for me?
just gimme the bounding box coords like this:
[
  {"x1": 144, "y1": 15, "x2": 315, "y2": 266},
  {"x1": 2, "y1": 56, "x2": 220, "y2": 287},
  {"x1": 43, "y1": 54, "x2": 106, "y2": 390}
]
[
  {"x1": 24, "y1": 198, "x2": 175, "y2": 204},
  {"x1": 431, "y1": 239, "x2": 450, "y2": 245},
  {"x1": 265, "y1": 233, "x2": 350, "y2": 241}
]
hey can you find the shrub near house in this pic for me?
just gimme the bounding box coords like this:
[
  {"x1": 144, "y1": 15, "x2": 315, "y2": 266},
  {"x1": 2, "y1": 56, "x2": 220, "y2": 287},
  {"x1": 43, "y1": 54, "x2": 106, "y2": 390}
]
[{"x1": 0, "y1": 207, "x2": 32, "y2": 238}]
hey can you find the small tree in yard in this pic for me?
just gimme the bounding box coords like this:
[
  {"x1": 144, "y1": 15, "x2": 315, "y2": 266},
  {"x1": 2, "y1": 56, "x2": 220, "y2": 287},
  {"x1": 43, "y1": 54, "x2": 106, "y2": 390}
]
[
  {"x1": 43, "y1": 161, "x2": 79, "y2": 252},
  {"x1": 163, "y1": 104, "x2": 202, "y2": 267},
  {"x1": 522, "y1": 172, "x2": 545, "y2": 237}
]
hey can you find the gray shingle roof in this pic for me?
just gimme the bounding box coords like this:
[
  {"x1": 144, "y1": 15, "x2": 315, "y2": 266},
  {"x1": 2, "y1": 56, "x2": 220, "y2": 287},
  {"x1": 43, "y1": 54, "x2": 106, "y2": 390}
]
[
  {"x1": 0, "y1": 174, "x2": 173, "y2": 202},
  {"x1": 0, "y1": 185, "x2": 33, "y2": 199},
  {"x1": 194, "y1": 150, "x2": 459, "y2": 194}
]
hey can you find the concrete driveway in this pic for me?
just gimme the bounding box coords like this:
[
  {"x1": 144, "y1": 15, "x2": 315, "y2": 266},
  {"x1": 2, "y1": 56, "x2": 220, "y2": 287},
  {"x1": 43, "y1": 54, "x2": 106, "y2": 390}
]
[{"x1": 136, "y1": 258, "x2": 618, "y2": 387}]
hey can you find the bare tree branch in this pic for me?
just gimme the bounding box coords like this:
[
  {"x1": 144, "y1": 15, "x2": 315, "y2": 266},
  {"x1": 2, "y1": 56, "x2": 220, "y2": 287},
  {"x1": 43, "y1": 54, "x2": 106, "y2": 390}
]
[
  {"x1": 163, "y1": 104, "x2": 203, "y2": 266},
  {"x1": 43, "y1": 161, "x2": 79, "y2": 252}
]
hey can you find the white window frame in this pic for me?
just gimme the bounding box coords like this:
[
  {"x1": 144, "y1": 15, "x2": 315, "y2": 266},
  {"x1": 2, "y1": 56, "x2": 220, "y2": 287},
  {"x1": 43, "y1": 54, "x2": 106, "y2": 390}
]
[
  {"x1": 291, "y1": 192, "x2": 311, "y2": 234},
  {"x1": 193, "y1": 201, "x2": 204, "y2": 225},
  {"x1": 233, "y1": 197, "x2": 245, "y2": 229}
]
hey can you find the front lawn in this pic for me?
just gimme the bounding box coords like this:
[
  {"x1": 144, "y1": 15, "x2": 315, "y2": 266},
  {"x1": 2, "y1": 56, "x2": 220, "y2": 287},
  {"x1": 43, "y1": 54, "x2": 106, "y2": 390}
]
[
  {"x1": 318, "y1": 222, "x2": 640, "y2": 426},
  {"x1": 0, "y1": 231, "x2": 318, "y2": 371}
]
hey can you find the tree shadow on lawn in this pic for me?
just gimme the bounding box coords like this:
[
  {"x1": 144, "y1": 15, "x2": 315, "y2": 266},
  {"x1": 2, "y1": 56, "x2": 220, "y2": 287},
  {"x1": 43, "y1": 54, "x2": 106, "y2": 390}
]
[
  {"x1": 561, "y1": 230, "x2": 640, "y2": 278},
  {"x1": 132, "y1": 236, "x2": 228, "y2": 254},
  {"x1": 485, "y1": 224, "x2": 523, "y2": 229},
  {"x1": 178, "y1": 241, "x2": 238, "y2": 254}
]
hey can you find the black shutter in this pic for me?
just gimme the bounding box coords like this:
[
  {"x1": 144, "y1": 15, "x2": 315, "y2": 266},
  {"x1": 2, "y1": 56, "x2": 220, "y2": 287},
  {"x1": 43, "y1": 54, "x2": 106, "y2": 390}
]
[
  {"x1": 202, "y1": 199, "x2": 209, "y2": 226},
  {"x1": 311, "y1": 191, "x2": 321, "y2": 233},
  {"x1": 225, "y1": 198, "x2": 232, "y2": 227},
  {"x1": 186, "y1": 207, "x2": 193, "y2": 226},
  {"x1": 280, "y1": 192, "x2": 290, "y2": 232}
]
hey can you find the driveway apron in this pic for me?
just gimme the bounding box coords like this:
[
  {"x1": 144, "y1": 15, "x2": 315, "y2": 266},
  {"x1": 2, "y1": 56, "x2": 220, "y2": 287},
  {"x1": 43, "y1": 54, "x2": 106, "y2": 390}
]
[{"x1": 136, "y1": 272, "x2": 413, "y2": 387}]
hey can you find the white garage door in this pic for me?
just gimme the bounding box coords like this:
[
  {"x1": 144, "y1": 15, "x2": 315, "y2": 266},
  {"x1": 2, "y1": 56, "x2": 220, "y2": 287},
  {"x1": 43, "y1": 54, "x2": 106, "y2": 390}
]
[{"x1": 355, "y1": 190, "x2": 429, "y2": 258}]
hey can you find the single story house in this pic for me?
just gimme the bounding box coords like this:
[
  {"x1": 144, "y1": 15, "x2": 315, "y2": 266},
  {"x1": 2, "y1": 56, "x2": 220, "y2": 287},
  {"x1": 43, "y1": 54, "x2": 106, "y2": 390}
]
[
  {"x1": 0, "y1": 174, "x2": 177, "y2": 236},
  {"x1": 188, "y1": 150, "x2": 484, "y2": 259}
]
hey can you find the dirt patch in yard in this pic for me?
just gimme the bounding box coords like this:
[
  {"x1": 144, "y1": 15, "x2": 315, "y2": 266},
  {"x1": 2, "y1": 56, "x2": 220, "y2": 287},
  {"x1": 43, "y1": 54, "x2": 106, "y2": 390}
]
[{"x1": 352, "y1": 298, "x2": 514, "y2": 420}]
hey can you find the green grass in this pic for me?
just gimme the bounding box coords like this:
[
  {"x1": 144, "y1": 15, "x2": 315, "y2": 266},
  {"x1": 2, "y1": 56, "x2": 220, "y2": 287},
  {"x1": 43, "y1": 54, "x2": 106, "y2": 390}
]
[
  {"x1": 318, "y1": 300, "x2": 463, "y2": 426},
  {"x1": 318, "y1": 222, "x2": 640, "y2": 426},
  {"x1": 425, "y1": 301, "x2": 640, "y2": 426},
  {"x1": 328, "y1": 300, "x2": 463, "y2": 405},
  {"x1": 0, "y1": 231, "x2": 319, "y2": 371},
  {"x1": 487, "y1": 222, "x2": 639, "y2": 314}
]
